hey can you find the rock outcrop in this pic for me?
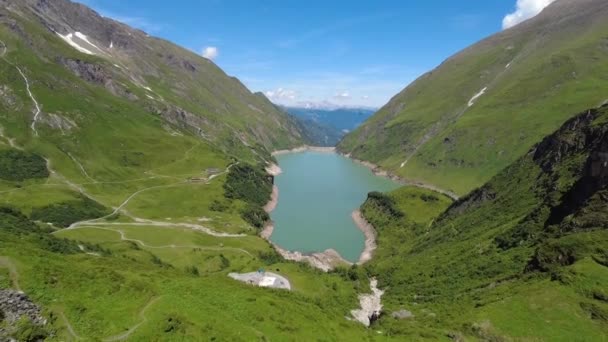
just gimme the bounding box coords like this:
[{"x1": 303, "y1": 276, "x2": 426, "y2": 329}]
[{"x1": 0, "y1": 289, "x2": 46, "y2": 339}]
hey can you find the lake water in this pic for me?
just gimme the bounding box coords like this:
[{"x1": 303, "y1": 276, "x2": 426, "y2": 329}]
[{"x1": 270, "y1": 152, "x2": 399, "y2": 262}]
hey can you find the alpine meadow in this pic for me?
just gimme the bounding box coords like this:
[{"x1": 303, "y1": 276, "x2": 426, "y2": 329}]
[{"x1": 0, "y1": 0, "x2": 607, "y2": 341}]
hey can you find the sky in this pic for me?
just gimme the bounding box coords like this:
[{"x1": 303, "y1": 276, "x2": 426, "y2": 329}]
[{"x1": 75, "y1": 0, "x2": 555, "y2": 108}]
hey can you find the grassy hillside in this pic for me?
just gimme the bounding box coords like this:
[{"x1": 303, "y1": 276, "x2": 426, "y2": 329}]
[
  {"x1": 0, "y1": 1, "x2": 383, "y2": 340},
  {"x1": 0, "y1": 206, "x2": 381, "y2": 340},
  {"x1": 359, "y1": 104, "x2": 608, "y2": 340},
  {"x1": 339, "y1": 0, "x2": 608, "y2": 195}
]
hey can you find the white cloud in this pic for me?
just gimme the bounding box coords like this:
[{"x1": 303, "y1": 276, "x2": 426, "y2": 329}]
[
  {"x1": 361, "y1": 95, "x2": 370, "y2": 100},
  {"x1": 264, "y1": 88, "x2": 297, "y2": 102},
  {"x1": 333, "y1": 91, "x2": 351, "y2": 101},
  {"x1": 202, "y1": 46, "x2": 219, "y2": 60},
  {"x1": 502, "y1": 0, "x2": 556, "y2": 29}
]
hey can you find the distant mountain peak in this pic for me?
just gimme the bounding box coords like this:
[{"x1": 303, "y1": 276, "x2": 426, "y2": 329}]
[{"x1": 286, "y1": 101, "x2": 377, "y2": 111}]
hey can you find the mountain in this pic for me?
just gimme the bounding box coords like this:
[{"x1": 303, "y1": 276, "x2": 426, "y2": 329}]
[
  {"x1": 0, "y1": 1, "x2": 377, "y2": 340},
  {"x1": 339, "y1": 0, "x2": 608, "y2": 195},
  {"x1": 286, "y1": 107, "x2": 375, "y2": 146},
  {"x1": 360, "y1": 104, "x2": 608, "y2": 340},
  {"x1": 0, "y1": 0, "x2": 304, "y2": 163}
]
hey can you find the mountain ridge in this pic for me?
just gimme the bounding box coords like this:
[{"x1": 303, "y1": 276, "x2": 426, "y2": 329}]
[{"x1": 339, "y1": 0, "x2": 608, "y2": 195}]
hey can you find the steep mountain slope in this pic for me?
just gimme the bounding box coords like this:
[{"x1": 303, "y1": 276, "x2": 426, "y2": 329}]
[
  {"x1": 360, "y1": 104, "x2": 608, "y2": 340},
  {"x1": 0, "y1": 0, "x2": 304, "y2": 158},
  {"x1": 0, "y1": 0, "x2": 306, "y2": 235},
  {"x1": 339, "y1": 0, "x2": 608, "y2": 195},
  {"x1": 0, "y1": 1, "x2": 379, "y2": 340}
]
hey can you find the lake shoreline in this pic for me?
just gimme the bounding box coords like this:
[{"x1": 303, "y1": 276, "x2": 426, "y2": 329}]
[
  {"x1": 338, "y1": 151, "x2": 460, "y2": 201},
  {"x1": 263, "y1": 185, "x2": 279, "y2": 213},
  {"x1": 262, "y1": 150, "x2": 381, "y2": 271},
  {"x1": 272, "y1": 145, "x2": 336, "y2": 156},
  {"x1": 352, "y1": 209, "x2": 377, "y2": 265}
]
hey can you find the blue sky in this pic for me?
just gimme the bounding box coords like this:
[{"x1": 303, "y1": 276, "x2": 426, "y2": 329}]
[{"x1": 76, "y1": 0, "x2": 554, "y2": 108}]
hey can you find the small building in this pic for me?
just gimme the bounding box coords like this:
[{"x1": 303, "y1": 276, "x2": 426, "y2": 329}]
[{"x1": 259, "y1": 276, "x2": 277, "y2": 287}]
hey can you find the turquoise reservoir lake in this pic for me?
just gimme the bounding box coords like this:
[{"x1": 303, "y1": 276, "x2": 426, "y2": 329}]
[{"x1": 270, "y1": 151, "x2": 400, "y2": 262}]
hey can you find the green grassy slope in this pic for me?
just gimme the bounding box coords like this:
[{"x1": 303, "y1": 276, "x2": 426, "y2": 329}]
[
  {"x1": 339, "y1": 0, "x2": 608, "y2": 195},
  {"x1": 0, "y1": 1, "x2": 385, "y2": 340},
  {"x1": 359, "y1": 104, "x2": 608, "y2": 340},
  {"x1": 0, "y1": 208, "x2": 379, "y2": 340}
]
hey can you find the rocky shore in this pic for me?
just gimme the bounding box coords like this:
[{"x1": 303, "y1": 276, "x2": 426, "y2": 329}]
[
  {"x1": 272, "y1": 145, "x2": 336, "y2": 156},
  {"x1": 352, "y1": 210, "x2": 377, "y2": 264},
  {"x1": 261, "y1": 148, "x2": 382, "y2": 271},
  {"x1": 263, "y1": 185, "x2": 279, "y2": 213},
  {"x1": 341, "y1": 152, "x2": 460, "y2": 201}
]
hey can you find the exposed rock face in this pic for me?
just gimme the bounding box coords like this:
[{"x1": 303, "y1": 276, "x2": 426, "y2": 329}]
[
  {"x1": 442, "y1": 105, "x2": 608, "y2": 224},
  {"x1": 58, "y1": 58, "x2": 137, "y2": 101},
  {"x1": 441, "y1": 184, "x2": 496, "y2": 219},
  {"x1": 0, "y1": 84, "x2": 18, "y2": 109},
  {"x1": 0, "y1": 289, "x2": 46, "y2": 336},
  {"x1": 151, "y1": 104, "x2": 212, "y2": 139},
  {"x1": 541, "y1": 107, "x2": 608, "y2": 228},
  {"x1": 533, "y1": 109, "x2": 598, "y2": 172},
  {"x1": 59, "y1": 58, "x2": 109, "y2": 84},
  {"x1": 39, "y1": 112, "x2": 77, "y2": 133},
  {"x1": 350, "y1": 278, "x2": 384, "y2": 327}
]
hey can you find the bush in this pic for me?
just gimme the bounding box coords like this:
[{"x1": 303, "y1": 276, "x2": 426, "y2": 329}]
[
  {"x1": 259, "y1": 250, "x2": 283, "y2": 265},
  {"x1": 241, "y1": 205, "x2": 270, "y2": 229},
  {"x1": 14, "y1": 317, "x2": 49, "y2": 342},
  {"x1": 224, "y1": 164, "x2": 272, "y2": 207},
  {"x1": 0, "y1": 206, "x2": 82, "y2": 254},
  {"x1": 526, "y1": 241, "x2": 577, "y2": 272},
  {"x1": 420, "y1": 194, "x2": 439, "y2": 202},
  {"x1": 219, "y1": 254, "x2": 230, "y2": 270},
  {"x1": 209, "y1": 200, "x2": 229, "y2": 212},
  {"x1": 185, "y1": 265, "x2": 200, "y2": 276},
  {"x1": 30, "y1": 197, "x2": 110, "y2": 228},
  {"x1": 0, "y1": 149, "x2": 49, "y2": 181},
  {"x1": 366, "y1": 192, "x2": 404, "y2": 219}
]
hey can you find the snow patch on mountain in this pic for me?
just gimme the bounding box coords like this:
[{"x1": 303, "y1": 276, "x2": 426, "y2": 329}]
[
  {"x1": 57, "y1": 32, "x2": 95, "y2": 55},
  {"x1": 468, "y1": 87, "x2": 488, "y2": 107}
]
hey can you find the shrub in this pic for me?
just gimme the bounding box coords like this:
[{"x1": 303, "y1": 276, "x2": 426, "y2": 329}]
[
  {"x1": 14, "y1": 317, "x2": 49, "y2": 342},
  {"x1": 209, "y1": 200, "x2": 229, "y2": 212},
  {"x1": 224, "y1": 164, "x2": 272, "y2": 207},
  {"x1": 365, "y1": 192, "x2": 404, "y2": 219},
  {"x1": 259, "y1": 250, "x2": 283, "y2": 265},
  {"x1": 240, "y1": 205, "x2": 269, "y2": 229},
  {"x1": 219, "y1": 254, "x2": 230, "y2": 270},
  {"x1": 185, "y1": 265, "x2": 200, "y2": 276},
  {"x1": 0, "y1": 206, "x2": 81, "y2": 254},
  {"x1": 0, "y1": 149, "x2": 49, "y2": 181}
]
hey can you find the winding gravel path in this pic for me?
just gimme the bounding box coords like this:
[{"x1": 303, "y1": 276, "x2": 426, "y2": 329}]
[
  {"x1": 0, "y1": 257, "x2": 21, "y2": 291},
  {"x1": 67, "y1": 226, "x2": 252, "y2": 255},
  {"x1": 59, "y1": 310, "x2": 82, "y2": 341},
  {"x1": 67, "y1": 152, "x2": 97, "y2": 183},
  {"x1": 102, "y1": 296, "x2": 162, "y2": 342}
]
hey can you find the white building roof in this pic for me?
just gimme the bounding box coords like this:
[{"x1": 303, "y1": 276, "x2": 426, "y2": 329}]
[{"x1": 259, "y1": 276, "x2": 276, "y2": 287}]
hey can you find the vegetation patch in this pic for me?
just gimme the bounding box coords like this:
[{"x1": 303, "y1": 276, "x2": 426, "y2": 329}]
[
  {"x1": 0, "y1": 206, "x2": 108, "y2": 255},
  {"x1": 0, "y1": 149, "x2": 49, "y2": 181},
  {"x1": 224, "y1": 164, "x2": 272, "y2": 207},
  {"x1": 30, "y1": 197, "x2": 110, "y2": 228},
  {"x1": 240, "y1": 205, "x2": 269, "y2": 229},
  {"x1": 224, "y1": 163, "x2": 273, "y2": 228}
]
